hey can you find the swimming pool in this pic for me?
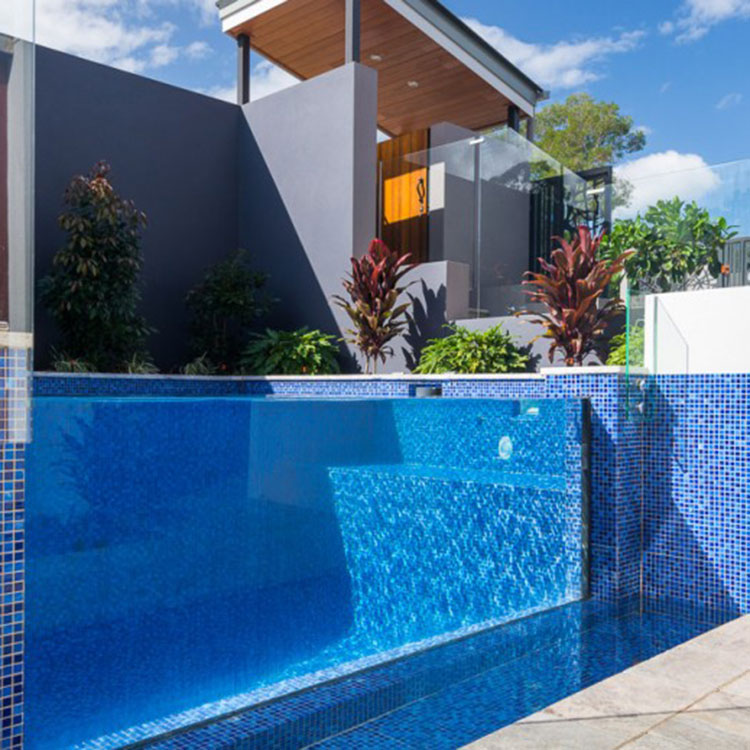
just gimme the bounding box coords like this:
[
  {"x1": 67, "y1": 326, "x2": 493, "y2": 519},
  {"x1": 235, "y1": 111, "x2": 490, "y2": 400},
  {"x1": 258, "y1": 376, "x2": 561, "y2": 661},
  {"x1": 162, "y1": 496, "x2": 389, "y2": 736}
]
[{"x1": 26, "y1": 395, "x2": 587, "y2": 749}]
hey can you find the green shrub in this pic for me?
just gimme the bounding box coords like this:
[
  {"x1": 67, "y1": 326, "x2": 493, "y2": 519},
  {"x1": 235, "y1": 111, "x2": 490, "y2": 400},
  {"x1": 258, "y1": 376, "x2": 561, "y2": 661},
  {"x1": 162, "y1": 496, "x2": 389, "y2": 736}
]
[
  {"x1": 186, "y1": 249, "x2": 271, "y2": 372},
  {"x1": 606, "y1": 325, "x2": 644, "y2": 367},
  {"x1": 123, "y1": 353, "x2": 159, "y2": 374},
  {"x1": 181, "y1": 354, "x2": 218, "y2": 376},
  {"x1": 241, "y1": 328, "x2": 340, "y2": 375},
  {"x1": 50, "y1": 350, "x2": 94, "y2": 374},
  {"x1": 39, "y1": 162, "x2": 153, "y2": 371},
  {"x1": 414, "y1": 325, "x2": 529, "y2": 374}
]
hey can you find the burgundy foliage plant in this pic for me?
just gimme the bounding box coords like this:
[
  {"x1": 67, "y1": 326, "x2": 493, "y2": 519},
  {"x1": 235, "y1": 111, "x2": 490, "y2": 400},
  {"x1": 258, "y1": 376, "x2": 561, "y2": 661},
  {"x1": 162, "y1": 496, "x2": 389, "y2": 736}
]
[
  {"x1": 519, "y1": 226, "x2": 634, "y2": 366},
  {"x1": 334, "y1": 239, "x2": 417, "y2": 373}
]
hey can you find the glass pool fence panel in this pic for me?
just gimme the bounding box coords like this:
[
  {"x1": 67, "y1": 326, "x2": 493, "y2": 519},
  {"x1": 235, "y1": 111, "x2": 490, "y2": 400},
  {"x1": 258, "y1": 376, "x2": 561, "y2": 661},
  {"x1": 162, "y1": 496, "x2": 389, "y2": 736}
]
[
  {"x1": 26, "y1": 395, "x2": 588, "y2": 750},
  {"x1": 1, "y1": 0, "x2": 35, "y2": 443},
  {"x1": 1, "y1": 0, "x2": 35, "y2": 335},
  {"x1": 617, "y1": 157, "x2": 750, "y2": 381},
  {"x1": 394, "y1": 127, "x2": 604, "y2": 319}
]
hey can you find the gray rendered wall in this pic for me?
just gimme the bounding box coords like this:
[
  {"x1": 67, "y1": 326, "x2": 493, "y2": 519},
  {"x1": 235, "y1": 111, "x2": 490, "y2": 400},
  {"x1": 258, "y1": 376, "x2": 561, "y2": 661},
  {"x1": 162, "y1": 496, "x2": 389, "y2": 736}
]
[
  {"x1": 427, "y1": 122, "x2": 530, "y2": 317},
  {"x1": 390, "y1": 260, "x2": 470, "y2": 372},
  {"x1": 238, "y1": 63, "x2": 377, "y2": 370},
  {"x1": 456, "y1": 313, "x2": 622, "y2": 369},
  {"x1": 33, "y1": 46, "x2": 241, "y2": 370}
]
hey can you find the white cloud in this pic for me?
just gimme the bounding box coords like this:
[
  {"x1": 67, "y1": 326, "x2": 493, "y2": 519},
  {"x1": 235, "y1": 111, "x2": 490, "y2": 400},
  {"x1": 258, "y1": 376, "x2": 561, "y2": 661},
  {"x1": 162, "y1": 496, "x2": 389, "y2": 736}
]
[
  {"x1": 462, "y1": 19, "x2": 644, "y2": 89},
  {"x1": 636, "y1": 124, "x2": 654, "y2": 135},
  {"x1": 185, "y1": 40, "x2": 211, "y2": 59},
  {"x1": 662, "y1": 0, "x2": 750, "y2": 42},
  {"x1": 0, "y1": 4, "x2": 34, "y2": 39},
  {"x1": 615, "y1": 151, "x2": 721, "y2": 218},
  {"x1": 250, "y1": 60, "x2": 299, "y2": 100},
  {"x1": 28, "y1": 0, "x2": 215, "y2": 74},
  {"x1": 203, "y1": 84, "x2": 236, "y2": 103},
  {"x1": 34, "y1": 0, "x2": 174, "y2": 71},
  {"x1": 203, "y1": 61, "x2": 299, "y2": 103},
  {"x1": 150, "y1": 43, "x2": 180, "y2": 67},
  {"x1": 716, "y1": 92, "x2": 743, "y2": 109},
  {"x1": 184, "y1": 0, "x2": 220, "y2": 26},
  {"x1": 660, "y1": 81, "x2": 672, "y2": 93}
]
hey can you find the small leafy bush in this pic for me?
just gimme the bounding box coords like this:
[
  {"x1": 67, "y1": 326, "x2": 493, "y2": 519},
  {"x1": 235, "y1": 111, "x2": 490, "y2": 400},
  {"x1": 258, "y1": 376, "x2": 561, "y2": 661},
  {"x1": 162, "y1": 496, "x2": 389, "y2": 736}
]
[
  {"x1": 241, "y1": 328, "x2": 340, "y2": 375},
  {"x1": 181, "y1": 354, "x2": 218, "y2": 376},
  {"x1": 606, "y1": 325, "x2": 645, "y2": 367},
  {"x1": 39, "y1": 162, "x2": 153, "y2": 372},
  {"x1": 600, "y1": 197, "x2": 736, "y2": 293},
  {"x1": 414, "y1": 325, "x2": 529, "y2": 374},
  {"x1": 334, "y1": 239, "x2": 416, "y2": 373},
  {"x1": 51, "y1": 350, "x2": 94, "y2": 374},
  {"x1": 123, "y1": 353, "x2": 159, "y2": 374},
  {"x1": 520, "y1": 226, "x2": 633, "y2": 366},
  {"x1": 186, "y1": 250, "x2": 271, "y2": 372}
]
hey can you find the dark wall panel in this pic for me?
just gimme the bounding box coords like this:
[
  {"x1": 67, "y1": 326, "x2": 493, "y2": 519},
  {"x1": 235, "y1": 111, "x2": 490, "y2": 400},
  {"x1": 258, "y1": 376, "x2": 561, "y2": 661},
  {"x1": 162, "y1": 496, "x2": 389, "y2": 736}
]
[{"x1": 34, "y1": 47, "x2": 241, "y2": 370}]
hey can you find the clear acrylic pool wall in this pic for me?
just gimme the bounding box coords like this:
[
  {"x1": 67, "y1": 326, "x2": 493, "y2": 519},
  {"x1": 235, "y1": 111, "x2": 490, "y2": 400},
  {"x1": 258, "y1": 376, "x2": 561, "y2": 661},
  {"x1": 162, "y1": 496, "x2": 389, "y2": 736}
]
[{"x1": 26, "y1": 396, "x2": 588, "y2": 750}]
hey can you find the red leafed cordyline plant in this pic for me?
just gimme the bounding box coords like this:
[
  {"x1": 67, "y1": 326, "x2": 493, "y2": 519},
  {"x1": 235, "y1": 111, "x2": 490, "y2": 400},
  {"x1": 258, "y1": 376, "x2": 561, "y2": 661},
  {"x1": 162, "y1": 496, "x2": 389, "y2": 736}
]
[
  {"x1": 334, "y1": 239, "x2": 417, "y2": 373},
  {"x1": 518, "y1": 226, "x2": 634, "y2": 367}
]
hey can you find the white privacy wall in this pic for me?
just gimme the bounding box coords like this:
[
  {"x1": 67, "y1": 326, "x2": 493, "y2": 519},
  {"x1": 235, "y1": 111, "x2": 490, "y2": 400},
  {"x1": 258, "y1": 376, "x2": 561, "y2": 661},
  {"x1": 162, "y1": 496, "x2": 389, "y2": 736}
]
[{"x1": 645, "y1": 287, "x2": 750, "y2": 373}]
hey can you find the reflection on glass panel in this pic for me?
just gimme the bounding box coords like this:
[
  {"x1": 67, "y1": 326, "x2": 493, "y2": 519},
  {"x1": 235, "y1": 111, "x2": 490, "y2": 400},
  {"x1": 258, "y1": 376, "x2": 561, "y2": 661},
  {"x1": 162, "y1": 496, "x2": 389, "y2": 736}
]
[
  {"x1": 615, "y1": 158, "x2": 750, "y2": 291},
  {"x1": 381, "y1": 127, "x2": 611, "y2": 318},
  {"x1": 0, "y1": 0, "x2": 34, "y2": 453},
  {"x1": 1, "y1": 0, "x2": 35, "y2": 333}
]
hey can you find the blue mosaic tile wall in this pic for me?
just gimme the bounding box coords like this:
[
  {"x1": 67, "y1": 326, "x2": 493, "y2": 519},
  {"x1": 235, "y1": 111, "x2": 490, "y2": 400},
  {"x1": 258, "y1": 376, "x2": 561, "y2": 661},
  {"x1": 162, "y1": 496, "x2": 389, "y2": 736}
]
[
  {"x1": 1, "y1": 347, "x2": 30, "y2": 750},
  {"x1": 27, "y1": 370, "x2": 750, "y2": 750},
  {"x1": 34, "y1": 373, "x2": 636, "y2": 605},
  {"x1": 643, "y1": 374, "x2": 750, "y2": 618}
]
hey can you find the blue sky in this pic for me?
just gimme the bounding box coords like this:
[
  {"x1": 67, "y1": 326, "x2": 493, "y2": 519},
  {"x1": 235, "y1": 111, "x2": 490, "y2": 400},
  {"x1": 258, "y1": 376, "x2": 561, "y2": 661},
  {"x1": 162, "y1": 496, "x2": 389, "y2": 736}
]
[{"x1": 13, "y1": 0, "x2": 750, "y2": 215}]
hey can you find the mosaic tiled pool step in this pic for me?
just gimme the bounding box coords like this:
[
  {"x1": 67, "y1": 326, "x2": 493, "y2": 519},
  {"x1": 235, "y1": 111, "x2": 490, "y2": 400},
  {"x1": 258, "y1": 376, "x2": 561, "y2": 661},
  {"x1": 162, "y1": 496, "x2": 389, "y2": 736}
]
[{"x1": 137, "y1": 599, "x2": 727, "y2": 750}]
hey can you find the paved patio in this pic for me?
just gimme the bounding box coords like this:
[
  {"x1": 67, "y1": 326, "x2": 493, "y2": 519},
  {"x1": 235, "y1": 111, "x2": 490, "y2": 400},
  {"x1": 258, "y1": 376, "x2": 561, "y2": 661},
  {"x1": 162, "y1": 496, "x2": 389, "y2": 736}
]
[{"x1": 464, "y1": 614, "x2": 750, "y2": 749}]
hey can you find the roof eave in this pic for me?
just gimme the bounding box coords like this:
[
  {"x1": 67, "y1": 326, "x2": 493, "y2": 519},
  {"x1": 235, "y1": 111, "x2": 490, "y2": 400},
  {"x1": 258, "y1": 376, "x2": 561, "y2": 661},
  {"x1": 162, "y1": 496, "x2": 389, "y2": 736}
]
[
  {"x1": 217, "y1": 0, "x2": 548, "y2": 115},
  {"x1": 400, "y1": 0, "x2": 546, "y2": 105}
]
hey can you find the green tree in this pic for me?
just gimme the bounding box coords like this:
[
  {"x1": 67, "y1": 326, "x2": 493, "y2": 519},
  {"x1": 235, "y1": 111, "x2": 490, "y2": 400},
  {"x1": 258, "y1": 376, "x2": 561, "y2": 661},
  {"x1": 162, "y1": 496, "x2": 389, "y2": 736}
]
[
  {"x1": 39, "y1": 162, "x2": 152, "y2": 372},
  {"x1": 534, "y1": 93, "x2": 646, "y2": 171},
  {"x1": 600, "y1": 198, "x2": 736, "y2": 293}
]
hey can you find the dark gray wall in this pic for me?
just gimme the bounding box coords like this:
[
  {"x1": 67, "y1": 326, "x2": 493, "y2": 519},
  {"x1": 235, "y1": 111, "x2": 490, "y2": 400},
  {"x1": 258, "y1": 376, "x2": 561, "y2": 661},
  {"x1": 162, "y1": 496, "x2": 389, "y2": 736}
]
[
  {"x1": 34, "y1": 46, "x2": 241, "y2": 369},
  {"x1": 238, "y1": 63, "x2": 378, "y2": 370}
]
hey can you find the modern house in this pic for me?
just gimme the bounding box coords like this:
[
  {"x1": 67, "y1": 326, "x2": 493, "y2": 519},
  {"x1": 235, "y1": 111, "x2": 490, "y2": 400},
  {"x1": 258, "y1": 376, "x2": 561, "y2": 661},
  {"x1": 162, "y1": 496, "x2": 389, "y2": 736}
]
[{"x1": 18, "y1": 0, "x2": 609, "y2": 371}]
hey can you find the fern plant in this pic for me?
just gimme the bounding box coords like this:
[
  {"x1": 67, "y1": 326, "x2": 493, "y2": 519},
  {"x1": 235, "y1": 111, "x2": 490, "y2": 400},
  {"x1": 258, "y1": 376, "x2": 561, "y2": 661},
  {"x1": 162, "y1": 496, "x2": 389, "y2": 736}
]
[
  {"x1": 241, "y1": 328, "x2": 340, "y2": 375},
  {"x1": 519, "y1": 226, "x2": 634, "y2": 366},
  {"x1": 181, "y1": 354, "x2": 218, "y2": 376},
  {"x1": 333, "y1": 239, "x2": 416, "y2": 373},
  {"x1": 414, "y1": 325, "x2": 529, "y2": 374},
  {"x1": 50, "y1": 349, "x2": 94, "y2": 374},
  {"x1": 123, "y1": 353, "x2": 159, "y2": 374}
]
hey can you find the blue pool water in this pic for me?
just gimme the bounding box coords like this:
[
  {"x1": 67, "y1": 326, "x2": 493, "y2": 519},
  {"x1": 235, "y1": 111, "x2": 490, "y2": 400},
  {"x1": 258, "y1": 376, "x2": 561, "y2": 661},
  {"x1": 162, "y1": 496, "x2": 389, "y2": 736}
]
[
  {"x1": 304, "y1": 599, "x2": 728, "y2": 750},
  {"x1": 141, "y1": 597, "x2": 729, "y2": 749},
  {"x1": 26, "y1": 396, "x2": 587, "y2": 749}
]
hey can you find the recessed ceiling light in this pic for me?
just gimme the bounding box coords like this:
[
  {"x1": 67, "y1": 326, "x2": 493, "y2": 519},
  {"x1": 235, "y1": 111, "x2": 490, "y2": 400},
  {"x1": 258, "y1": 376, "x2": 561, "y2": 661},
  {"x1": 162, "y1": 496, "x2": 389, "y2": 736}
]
[
  {"x1": 407, "y1": 80, "x2": 419, "y2": 88},
  {"x1": 370, "y1": 54, "x2": 383, "y2": 62}
]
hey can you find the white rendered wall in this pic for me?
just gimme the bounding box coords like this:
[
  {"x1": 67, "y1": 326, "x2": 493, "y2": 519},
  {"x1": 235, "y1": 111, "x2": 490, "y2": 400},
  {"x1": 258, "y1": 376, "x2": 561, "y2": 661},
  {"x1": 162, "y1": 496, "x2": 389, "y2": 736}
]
[{"x1": 645, "y1": 287, "x2": 750, "y2": 373}]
